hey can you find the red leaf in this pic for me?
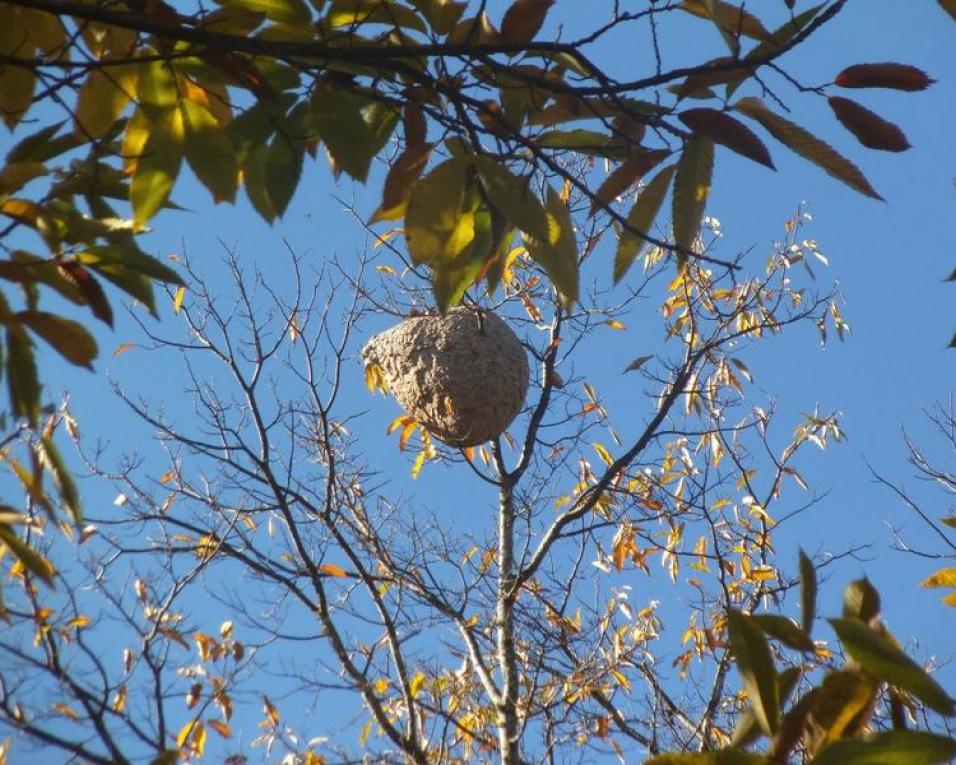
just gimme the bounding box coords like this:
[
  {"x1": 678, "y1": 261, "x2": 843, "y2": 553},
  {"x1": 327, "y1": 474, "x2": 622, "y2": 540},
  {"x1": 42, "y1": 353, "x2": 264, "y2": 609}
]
[
  {"x1": 679, "y1": 108, "x2": 775, "y2": 169},
  {"x1": 501, "y1": 0, "x2": 554, "y2": 44},
  {"x1": 834, "y1": 63, "x2": 935, "y2": 92},
  {"x1": 828, "y1": 96, "x2": 910, "y2": 153},
  {"x1": 590, "y1": 149, "x2": 669, "y2": 216},
  {"x1": 58, "y1": 263, "x2": 113, "y2": 327}
]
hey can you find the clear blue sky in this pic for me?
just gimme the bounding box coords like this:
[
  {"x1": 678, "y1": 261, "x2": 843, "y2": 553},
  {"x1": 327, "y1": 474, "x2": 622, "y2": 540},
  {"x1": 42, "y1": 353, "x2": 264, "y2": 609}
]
[{"x1": 2, "y1": 1, "x2": 954, "y2": 761}]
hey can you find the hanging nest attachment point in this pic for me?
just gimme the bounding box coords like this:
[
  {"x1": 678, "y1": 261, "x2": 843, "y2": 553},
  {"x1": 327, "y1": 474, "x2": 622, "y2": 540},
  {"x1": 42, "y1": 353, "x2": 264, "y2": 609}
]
[{"x1": 362, "y1": 307, "x2": 530, "y2": 448}]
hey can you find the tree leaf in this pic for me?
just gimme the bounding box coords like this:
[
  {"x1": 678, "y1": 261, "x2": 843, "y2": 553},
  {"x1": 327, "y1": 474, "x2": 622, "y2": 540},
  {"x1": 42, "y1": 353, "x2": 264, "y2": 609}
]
[
  {"x1": 921, "y1": 568, "x2": 956, "y2": 587},
  {"x1": 828, "y1": 96, "x2": 910, "y2": 152},
  {"x1": 679, "y1": 0, "x2": 773, "y2": 43},
  {"x1": 181, "y1": 99, "x2": 239, "y2": 203},
  {"x1": 405, "y1": 157, "x2": 472, "y2": 266},
  {"x1": 312, "y1": 88, "x2": 398, "y2": 183},
  {"x1": 590, "y1": 150, "x2": 669, "y2": 216},
  {"x1": 751, "y1": 614, "x2": 816, "y2": 652},
  {"x1": 834, "y1": 63, "x2": 935, "y2": 91},
  {"x1": 501, "y1": 0, "x2": 554, "y2": 44},
  {"x1": 940, "y1": 0, "x2": 956, "y2": 21},
  {"x1": 811, "y1": 730, "x2": 956, "y2": 765},
  {"x1": 17, "y1": 311, "x2": 97, "y2": 369},
  {"x1": 220, "y1": 0, "x2": 311, "y2": 25},
  {"x1": 799, "y1": 548, "x2": 816, "y2": 635},
  {"x1": 828, "y1": 617, "x2": 955, "y2": 715},
  {"x1": 679, "y1": 108, "x2": 775, "y2": 169},
  {"x1": 6, "y1": 330, "x2": 40, "y2": 425},
  {"x1": 474, "y1": 155, "x2": 550, "y2": 241},
  {"x1": 370, "y1": 143, "x2": 432, "y2": 222},
  {"x1": 727, "y1": 609, "x2": 779, "y2": 736},
  {"x1": 523, "y1": 185, "x2": 578, "y2": 308},
  {"x1": 264, "y1": 133, "x2": 303, "y2": 218},
  {"x1": 136, "y1": 60, "x2": 179, "y2": 109},
  {"x1": 131, "y1": 107, "x2": 185, "y2": 225},
  {"x1": 38, "y1": 436, "x2": 82, "y2": 523},
  {"x1": 57, "y1": 262, "x2": 113, "y2": 326},
  {"x1": 734, "y1": 96, "x2": 882, "y2": 200},
  {"x1": 842, "y1": 577, "x2": 881, "y2": 622},
  {"x1": 808, "y1": 669, "x2": 880, "y2": 748},
  {"x1": 0, "y1": 524, "x2": 54, "y2": 584},
  {"x1": 0, "y1": 17, "x2": 37, "y2": 129},
  {"x1": 74, "y1": 67, "x2": 137, "y2": 139},
  {"x1": 730, "y1": 666, "x2": 801, "y2": 748},
  {"x1": 645, "y1": 751, "x2": 769, "y2": 765},
  {"x1": 672, "y1": 136, "x2": 715, "y2": 255},
  {"x1": 614, "y1": 164, "x2": 676, "y2": 282}
]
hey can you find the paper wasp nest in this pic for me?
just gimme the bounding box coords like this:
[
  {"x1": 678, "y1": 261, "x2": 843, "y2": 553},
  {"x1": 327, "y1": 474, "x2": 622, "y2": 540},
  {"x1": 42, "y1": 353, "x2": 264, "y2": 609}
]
[{"x1": 362, "y1": 307, "x2": 529, "y2": 448}]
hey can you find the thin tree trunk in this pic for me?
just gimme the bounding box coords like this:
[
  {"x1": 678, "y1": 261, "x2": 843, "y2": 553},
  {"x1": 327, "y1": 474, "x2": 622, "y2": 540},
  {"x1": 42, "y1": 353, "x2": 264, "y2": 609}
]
[{"x1": 496, "y1": 475, "x2": 520, "y2": 765}]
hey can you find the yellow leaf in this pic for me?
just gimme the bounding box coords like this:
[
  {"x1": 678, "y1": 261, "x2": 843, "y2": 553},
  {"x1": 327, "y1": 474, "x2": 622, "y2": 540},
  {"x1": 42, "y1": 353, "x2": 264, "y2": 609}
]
[
  {"x1": 592, "y1": 443, "x2": 614, "y2": 467},
  {"x1": 173, "y1": 286, "x2": 186, "y2": 314},
  {"x1": 112, "y1": 342, "x2": 137, "y2": 356},
  {"x1": 66, "y1": 615, "x2": 90, "y2": 630},
  {"x1": 921, "y1": 568, "x2": 956, "y2": 588},
  {"x1": 611, "y1": 668, "x2": 631, "y2": 690},
  {"x1": 411, "y1": 450, "x2": 427, "y2": 480},
  {"x1": 112, "y1": 685, "x2": 127, "y2": 713},
  {"x1": 319, "y1": 563, "x2": 347, "y2": 578},
  {"x1": 398, "y1": 420, "x2": 417, "y2": 452},
  {"x1": 604, "y1": 319, "x2": 626, "y2": 330},
  {"x1": 410, "y1": 672, "x2": 426, "y2": 697},
  {"x1": 749, "y1": 565, "x2": 777, "y2": 582},
  {"x1": 373, "y1": 677, "x2": 389, "y2": 694}
]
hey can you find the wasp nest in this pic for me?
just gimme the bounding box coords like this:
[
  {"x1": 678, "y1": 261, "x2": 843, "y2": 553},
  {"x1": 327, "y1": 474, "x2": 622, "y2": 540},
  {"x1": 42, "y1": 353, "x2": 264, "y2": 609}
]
[{"x1": 362, "y1": 307, "x2": 529, "y2": 448}]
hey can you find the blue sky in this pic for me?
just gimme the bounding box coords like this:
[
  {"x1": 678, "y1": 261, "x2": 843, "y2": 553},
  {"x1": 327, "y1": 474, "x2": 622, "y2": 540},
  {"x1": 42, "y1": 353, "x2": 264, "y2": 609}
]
[{"x1": 2, "y1": 0, "x2": 955, "y2": 761}]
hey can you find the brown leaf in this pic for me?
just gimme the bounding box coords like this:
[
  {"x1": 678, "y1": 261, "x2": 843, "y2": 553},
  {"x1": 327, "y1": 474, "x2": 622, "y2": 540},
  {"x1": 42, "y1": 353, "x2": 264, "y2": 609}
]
[
  {"x1": 590, "y1": 150, "x2": 669, "y2": 216},
  {"x1": 58, "y1": 263, "x2": 113, "y2": 327},
  {"x1": 940, "y1": 0, "x2": 956, "y2": 21},
  {"x1": 834, "y1": 63, "x2": 935, "y2": 92},
  {"x1": 501, "y1": 0, "x2": 554, "y2": 44},
  {"x1": 679, "y1": 0, "x2": 774, "y2": 42},
  {"x1": 679, "y1": 108, "x2": 775, "y2": 169},
  {"x1": 672, "y1": 56, "x2": 751, "y2": 99},
  {"x1": 828, "y1": 96, "x2": 910, "y2": 153}
]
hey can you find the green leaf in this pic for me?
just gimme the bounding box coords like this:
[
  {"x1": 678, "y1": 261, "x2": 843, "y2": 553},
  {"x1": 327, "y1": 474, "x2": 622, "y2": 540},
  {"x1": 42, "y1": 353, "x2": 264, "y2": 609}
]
[
  {"x1": 614, "y1": 164, "x2": 676, "y2": 282},
  {"x1": 242, "y1": 143, "x2": 277, "y2": 223},
  {"x1": 734, "y1": 96, "x2": 882, "y2": 200},
  {"x1": 6, "y1": 329, "x2": 40, "y2": 425},
  {"x1": 730, "y1": 666, "x2": 801, "y2": 748},
  {"x1": 644, "y1": 751, "x2": 769, "y2": 765},
  {"x1": 0, "y1": 18, "x2": 37, "y2": 129},
  {"x1": 0, "y1": 523, "x2": 54, "y2": 584},
  {"x1": 474, "y1": 155, "x2": 549, "y2": 241},
  {"x1": 311, "y1": 88, "x2": 398, "y2": 182},
  {"x1": 728, "y1": 609, "x2": 779, "y2": 736},
  {"x1": 799, "y1": 548, "x2": 817, "y2": 635},
  {"x1": 828, "y1": 617, "x2": 955, "y2": 715},
  {"x1": 137, "y1": 60, "x2": 179, "y2": 109},
  {"x1": 404, "y1": 157, "x2": 472, "y2": 266},
  {"x1": 370, "y1": 143, "x2": 432, "y2": 222},
  {"x1": 843, "y1": 577, "x2": 881, "y2": 622},
  {"x1": 76, "y1": 245, "x2": 184, "y2": 286},
  {"x1": 264, "y1": 133, "x2": 304, "y2": 218},
  {"x1": 672, "y1": 136, "x2": 714, "y2": 256},
  {"x1": 220, "y1": 0, "x2": 311, "y2": 25},
  {"x1": 17, "y1": 311, "x2": 97, "y2": 369},
  {"x1": 811, "y1": 730, "x2": 956, "y2": 765},
  {"x1": 181, "y1": 99, "x2": 239, "y2": 203},
  {"x1": 75, "y1": 67, "x2": 136, "y2": 139},
  {"x1": 131, "y1": 107, "x2": 185, "y2": 225},
  {"x1": 751, "y1": 614, "x2": 815, "y2": 652},
  {"x1": 432, "y1": 207, "x2": 492, "y2": 312},
  {"x1": 523, "y1": 185, "x2": 579, "y2": 308},
  {"x1": 39, "y1": 436, "x2": 82, "y2": 524},
  {"x1": 808, "y1": 669, "x2": 880, "y2": 747}
]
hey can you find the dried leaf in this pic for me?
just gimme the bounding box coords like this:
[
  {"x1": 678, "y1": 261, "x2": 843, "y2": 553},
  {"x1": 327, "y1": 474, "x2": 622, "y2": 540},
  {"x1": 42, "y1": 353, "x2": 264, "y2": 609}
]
[
  {"x1": 835, "y1": 63, "x2": 935, "y2": 91},
  {"x1": 828, "y1": 96, "x2": 910, "y2": 152},
  {"x1": 501, "y1": 0, "x2": 554, "y2": 44},
  {"x1": 679, "y1": 108, "x2": 775, "y2": 169}
]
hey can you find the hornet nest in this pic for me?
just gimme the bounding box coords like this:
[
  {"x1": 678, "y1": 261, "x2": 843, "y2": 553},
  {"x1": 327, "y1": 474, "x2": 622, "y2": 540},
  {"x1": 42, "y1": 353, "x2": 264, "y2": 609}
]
[{"x1": 361, "y1": 307, "x2": 529, "y2": 448}]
